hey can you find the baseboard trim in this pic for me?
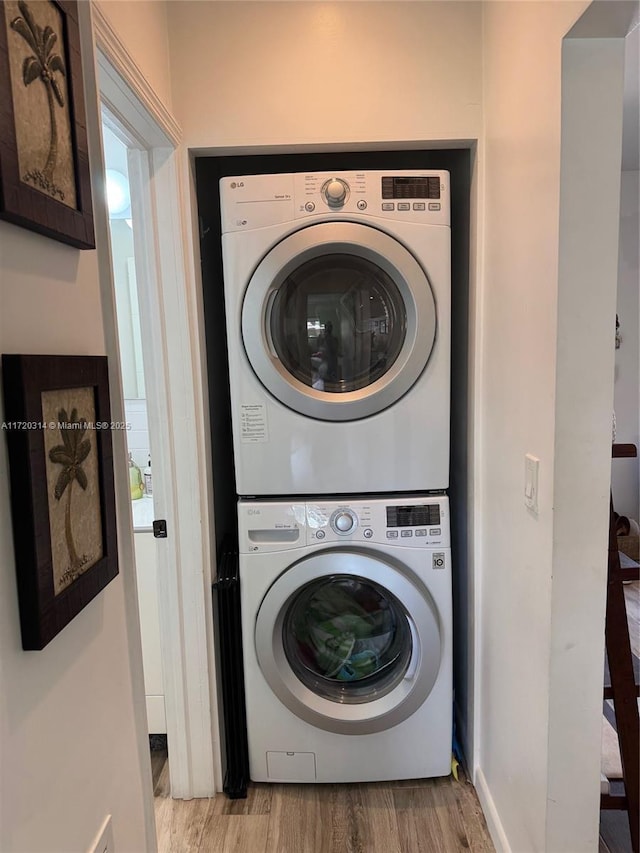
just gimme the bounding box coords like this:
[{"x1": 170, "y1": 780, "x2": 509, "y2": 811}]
[{"x1": 474, "y1": 766, "x2": 512, "y2": 853}]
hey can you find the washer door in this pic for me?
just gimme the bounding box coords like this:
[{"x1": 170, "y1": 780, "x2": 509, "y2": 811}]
[
  {"x1": 255, "y1": 551, "x2": 442, "y2": 734},
  {"x1": 242, "y1": 222, "x2": 437, "y2": 421}
]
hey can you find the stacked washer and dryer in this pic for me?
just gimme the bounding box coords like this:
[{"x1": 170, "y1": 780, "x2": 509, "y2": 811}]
[{"x1": 220, "y1": 170, "x2": 453, "y2": 783}]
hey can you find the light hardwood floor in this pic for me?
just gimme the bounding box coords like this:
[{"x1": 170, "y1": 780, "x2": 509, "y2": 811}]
[
  {"x1": 153, "y1": 756, "x2": 494, "y2": 853},
  {"x1": 152, "y1": 582, "x2": 639, "y2": 852}
]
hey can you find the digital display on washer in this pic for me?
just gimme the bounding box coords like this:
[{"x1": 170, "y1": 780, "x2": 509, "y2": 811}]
[
  {"x1": 386, "y1": 504, "x2": 441, "y2": 528},
  {"x1": 381, "y1": 176, "x2": 441, "y2": 200}
]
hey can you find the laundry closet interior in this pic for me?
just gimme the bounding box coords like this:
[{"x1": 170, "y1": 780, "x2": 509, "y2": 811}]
[{"x1": 195, "y1": 147, "x2": 473, "y2": 791}]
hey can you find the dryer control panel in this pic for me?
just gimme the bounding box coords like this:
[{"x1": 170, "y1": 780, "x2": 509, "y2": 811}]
[
  {"x1": 220, "y1": 170, "x2": 450, "y2": 233},
  {"x1": 238, "y1": 495, "x2": 449, "y2": 552}
]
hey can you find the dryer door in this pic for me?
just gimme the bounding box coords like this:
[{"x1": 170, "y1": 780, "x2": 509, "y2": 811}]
[
  {"x1": 242, "y1": 222, "x2": 437, "y2": 421},
  {"x1": 255, "y1": 550, "x2": 442, "y2": 734}
]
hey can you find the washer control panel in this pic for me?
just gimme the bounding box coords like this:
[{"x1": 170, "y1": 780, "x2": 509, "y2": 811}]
[
  {"x1": 308, "y1": 497, "x2": 448, "y2": 548},
  {"x1": 238, "y1": 496, "x2": 449, "y2": 552}
]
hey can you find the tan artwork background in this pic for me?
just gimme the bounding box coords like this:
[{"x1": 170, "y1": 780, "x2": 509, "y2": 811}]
[
  {"x1": 42, "y1": 387, "x2": 104, "y2": 594},
  {"x1": 4, "y1": 0, "x2": 77, "y2": 208}
]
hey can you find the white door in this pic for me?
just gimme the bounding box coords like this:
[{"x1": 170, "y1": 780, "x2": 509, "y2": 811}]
[
  {"x1": 255, "y1": 550, "x2": 442, "y2": 734},
  {"x1": 242, "y1": 222, "x2": 437, "y2": 421}
]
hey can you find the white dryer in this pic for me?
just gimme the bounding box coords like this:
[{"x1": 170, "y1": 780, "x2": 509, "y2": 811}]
[
  {"x1": 238, "y1": 494, "x2": 452, "y2": 783},
  {"x1": 221, "y1": 171, "x2": 451, "y2": 496}
]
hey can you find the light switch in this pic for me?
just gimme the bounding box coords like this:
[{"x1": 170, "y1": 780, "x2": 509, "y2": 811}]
[{"x1": 525, "y1": 454, "x2": 539, "y2": 513}]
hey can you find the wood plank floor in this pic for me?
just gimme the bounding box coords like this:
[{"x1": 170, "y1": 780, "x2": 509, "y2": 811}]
[
  {"x1": 153, "y1": 581, "x2": 639, "y2": 853},
  {"x1": 153, "y1": 755, "x2": 494, "y2": 853}
]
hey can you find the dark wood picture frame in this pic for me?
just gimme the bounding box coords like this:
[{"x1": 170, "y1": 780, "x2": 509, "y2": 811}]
[
  {"x1": 0, "y1": 0, "x2": 95, "y2": 248},
  {"x1": 2, "y1": 355, "x2": 118, "y2": 650}
]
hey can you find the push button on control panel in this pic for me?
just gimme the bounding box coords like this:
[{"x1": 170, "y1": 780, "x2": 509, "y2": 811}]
[
  {"x1": 382, "y1": 203, "x2": 394, "y2": 211},
  {"x1": 305, "y1": 202, "x2": 315, "y2": 212},
  {"x1": 429, "y1": 528, "x2": 441, "y2": 536},
  {"x1": 316, "y1": 530, "x2": 326, "y2": 539},
  {"x1": 386, "y1": 530, "x2": 398, "y2": 539},
  {"x1": 401, "y1": 530, "x2": 413, "y2": 537},
  {"x1": 363, "y1": 528, "x2": 373, "y2": 538},
  {"x1": 415, "y1": 529, "x2": 428, "y2": 537},
  {"x1": 357, "y1": 200, "x2": 367, "y2": 211}
]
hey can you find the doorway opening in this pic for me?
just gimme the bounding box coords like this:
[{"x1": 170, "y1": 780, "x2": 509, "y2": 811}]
[
  {"x1": 94, "y1": 12, "x2": 218, "y2": 799},
  {"x1": 101, "y1": 109, "x2": 167, "y2": 791}
]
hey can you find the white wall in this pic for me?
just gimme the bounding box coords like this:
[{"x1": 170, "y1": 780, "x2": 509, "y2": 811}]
[
  {"x1": 0, "y1": 5, "x2": 158, "y2": 851},
  {"x1": 612, "y1": 170, "x2": 640, "y2": 518},
  {"x1": 547, "y1": 28, "x2": 627, "y2": 852},
  {"x1": 479, "y1": 3, "x2": 633, "y2": 852},
  {"x1": 167, "y1": 1, "x2": 482, "y2": 148},
  {"x1": 96, "y1": 0, "x2": 174, "y2": 113},
  {"x1": 477, "y1": 2, "x2": 589, "y2": 851}
]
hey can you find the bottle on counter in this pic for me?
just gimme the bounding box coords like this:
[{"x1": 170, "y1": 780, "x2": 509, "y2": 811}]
[
  {"x1": 144, "y1": 456, "x2": 153, "y2": 497},
  {"x1": 129, "y1": 453, "x2": 144, "y2": 500}
]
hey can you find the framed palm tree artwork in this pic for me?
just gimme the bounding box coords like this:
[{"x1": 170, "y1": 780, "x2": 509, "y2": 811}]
[
  {"x1": 0, "y1": 0, "x2": 94, "y2": 248},
  {"x1": 1, "y1": 355, "x2": 118, "y2": 649}
]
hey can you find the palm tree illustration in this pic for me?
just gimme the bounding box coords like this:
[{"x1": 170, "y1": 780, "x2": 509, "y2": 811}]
[
  {"x1": 49, "y1": 408, "x2": 91, "y2": 579},
  {"x1": 11, "y1": 0, "x2": 66, "y2": 199}
]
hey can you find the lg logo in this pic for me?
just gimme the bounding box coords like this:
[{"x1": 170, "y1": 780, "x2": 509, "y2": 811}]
[{"x1": 230, "y1": 181, "x2": 245, "y2": 189}]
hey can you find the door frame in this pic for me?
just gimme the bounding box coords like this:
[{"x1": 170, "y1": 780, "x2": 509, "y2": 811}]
[{"x1": 92, "y1": 5, "x2": 219, "y2": 798}]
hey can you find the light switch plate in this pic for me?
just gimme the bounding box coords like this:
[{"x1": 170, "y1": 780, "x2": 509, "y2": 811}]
[{"x1": 525, "y1": 454, "x2": 540, "y2": 513}]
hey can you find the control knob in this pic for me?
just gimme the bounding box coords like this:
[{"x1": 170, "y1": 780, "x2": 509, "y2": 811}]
[
  {"x1": 330, "y1": 509, "x2": 358, "y2": 535},
  {"x1": 322, "y1": 178, "x2": 349, "y2": 208}
]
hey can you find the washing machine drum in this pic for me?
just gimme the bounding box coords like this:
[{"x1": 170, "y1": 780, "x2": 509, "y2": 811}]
[
  {"x1": 242, "y1": 222, "x2": 437, "y2": 421},
  {"x1": 255, "y1": 551, "x2": 442, "y2": 734}
]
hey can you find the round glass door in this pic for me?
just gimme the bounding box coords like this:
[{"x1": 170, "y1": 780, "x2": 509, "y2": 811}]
[
  {"x1": 270, "y1": 254, "x2": 406, "y2": 395},
  {"x1": 255, "y1": 550, "x2": 442, "y2": 734},
  {"x1": 242, "y1": 222, "x2": 437, "y2": 421},
  {"x1": 282, "y1": 575, "x2": 412, "y2": 704}
]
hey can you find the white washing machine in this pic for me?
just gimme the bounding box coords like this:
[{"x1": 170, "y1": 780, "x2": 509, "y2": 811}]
[
  {"x1": 238, "y1": 494, "x2": 452, "y2": 783},
  {"x1": 221, "y1": 170, "x2": 451, "y2": 496}
]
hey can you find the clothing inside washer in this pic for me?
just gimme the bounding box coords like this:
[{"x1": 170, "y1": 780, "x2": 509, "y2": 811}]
[{"x1": 282, "y1": 575, "x2": 412, "y2": 703}]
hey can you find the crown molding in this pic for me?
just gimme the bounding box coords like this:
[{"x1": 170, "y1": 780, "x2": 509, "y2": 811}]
[{"x1": 92, "y1": 1, "x2": 181, "y2": 148}]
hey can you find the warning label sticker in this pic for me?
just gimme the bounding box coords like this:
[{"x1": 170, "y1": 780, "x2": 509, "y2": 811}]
[{"x1": 240, "y1": 404, "x2": 269, "y2": 443}]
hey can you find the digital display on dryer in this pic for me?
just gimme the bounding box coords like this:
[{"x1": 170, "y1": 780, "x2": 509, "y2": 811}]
[
  {"x1": 381, "y1": 177, "x2": 441, "y2": 200},
  {"x1": 386, "y1": 505, "x2": 441, "y2": 527}
]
